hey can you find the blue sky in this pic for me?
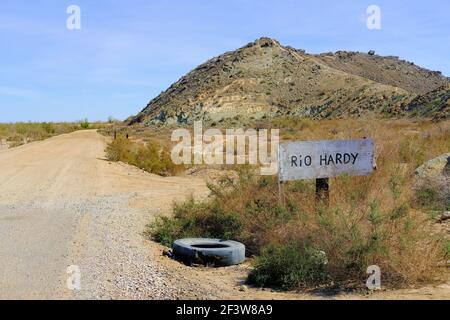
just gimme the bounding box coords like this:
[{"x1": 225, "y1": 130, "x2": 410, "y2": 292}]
[{"x1": 1, "y1": 0, "x2": 449, "y2": 122}]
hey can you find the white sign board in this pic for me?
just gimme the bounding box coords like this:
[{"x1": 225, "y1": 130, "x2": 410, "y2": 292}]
[{"x1": 279, "y1": 139, "x2": 374, "y2": 181}]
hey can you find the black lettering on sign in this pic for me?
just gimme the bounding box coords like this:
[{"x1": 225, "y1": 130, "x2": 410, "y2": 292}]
[
  {"x1": 327, "y1": 154, "x2": 335, "y2": 166},
  {"x1": 291, "y1": 155, "x2": 313, "y2": 167},
  {"x1": 344, "y1": 153, "x2": 351, "y2": 164},
  {"x1": 320, "y1": 154, "x2": 327, "y2": 166},
  {"x1": 279, "y1": 140, "x2": 374, "y2": 181},
  {"x1": 318, "y1": 153, "x2": 360, "y2": 166},
  {"x1": 304, "y1": 156, "x2": 312, "y2": 166},
  {"x1": 351, "y1": 153, "x2": 359, "y2": 164},
  {"x1": 291, "y1": 156, "x2": 298, "y2": 167}
]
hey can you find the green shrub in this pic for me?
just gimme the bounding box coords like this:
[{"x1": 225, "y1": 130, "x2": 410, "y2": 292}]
[
  {"x1": 248, "y1": 243, "x2": 329, "y2": 290},
  {"x1": 148, "y1": 199, "x2": 243, "y2": 247},
  {"x1": 80, "y1": 119, "x2": 90, "y2": 129},
  {"x1": 149, "y1": 216, "x2": 182, "y2": 247}
]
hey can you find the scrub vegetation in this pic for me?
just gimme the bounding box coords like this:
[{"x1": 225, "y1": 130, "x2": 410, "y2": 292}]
[
  {"x1": 149, "y1": 118, "x2": 450, "y2": 290},
  {"x1": 0, "y1": 121, "x2": 101, "y2": 148},
  {"x1": 105, "y1": 136, "x2": 184, "y2": 176}
]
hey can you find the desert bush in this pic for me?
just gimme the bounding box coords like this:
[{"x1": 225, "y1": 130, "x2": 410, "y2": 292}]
[
  {"x1": 150, "y1": 151, "x2": 447, "y2": 290},
  {"x1": 150, "y1": 198, "x2": 242, "y2": 247},
  {"x1": 148, "y1": 119, "x2": 449, "y2": 290},
  {"x1": 80, "y1": 119, "x2": 90, "y2": 129},
  {"x1": 41, "y1": 122, "x2": 56, "y2": 135},
  {"x1": 105, "y1": 137, "x2": 135, "y2": 162},
  {"x1": 105, "y1": 137, "x2": 184, "y2": 176},
  {"x1": 248, "y1": 243, "x2": 329, "y2": 289},
  {"x1": 149, "y1": 169, "x2": 293, "y2": 254}
]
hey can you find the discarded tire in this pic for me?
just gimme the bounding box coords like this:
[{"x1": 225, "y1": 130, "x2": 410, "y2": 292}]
[{"x1": 172, "y1": 238, "x2": 245, "y2": 267}]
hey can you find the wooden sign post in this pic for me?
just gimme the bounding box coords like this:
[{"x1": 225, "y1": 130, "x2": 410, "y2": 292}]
[
  {"x1": 278, "y1": 139, "x2": 374, "y2": 208},
  {"x1": 315, "y1": 178, "x2": 329, "y2": 206}
]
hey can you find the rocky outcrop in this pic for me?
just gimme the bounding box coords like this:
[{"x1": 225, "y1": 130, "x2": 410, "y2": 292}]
[
  {"x1": 415, "y1": 153, "x2": 450, "y2": 179},
  {"x1": 415, "y1": 153, "x2": 450, "y2": 216}
]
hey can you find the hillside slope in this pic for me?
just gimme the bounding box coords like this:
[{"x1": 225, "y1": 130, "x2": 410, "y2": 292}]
[
  {"x1": 129, "y1": 38, "x2": 449, "y2": 126},
  {"x1": 315, "y1": 51, "x2": 448, "y2": 95},
  {"x1": 403, "y1": 84, "x2": 450, "y2": 120}
]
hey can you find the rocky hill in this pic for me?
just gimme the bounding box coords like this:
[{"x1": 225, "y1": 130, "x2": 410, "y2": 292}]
[{"x1": 129, "y1": 38, "x2": 449, "y2": 126}]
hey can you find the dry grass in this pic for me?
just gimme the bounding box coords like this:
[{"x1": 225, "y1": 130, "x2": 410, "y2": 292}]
[
  {"x1": 105, "y1": 136, "x2": 185, "y2": 176},
  {"x1": 0, "y1": 121, "x2": 108, "y2": 148}
]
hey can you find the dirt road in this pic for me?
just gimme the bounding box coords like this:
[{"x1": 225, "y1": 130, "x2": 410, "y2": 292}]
[
  {"x1": 0, "y1": 130, "x2": 210, "y2": 299},
  {"x1": 0, "y1": 130, "x2": 448, "y2": 300}
]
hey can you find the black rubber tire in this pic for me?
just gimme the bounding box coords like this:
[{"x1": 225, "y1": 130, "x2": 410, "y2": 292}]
[{"x1": 172, "y1": 238, "x2": 245, "y2": 267}]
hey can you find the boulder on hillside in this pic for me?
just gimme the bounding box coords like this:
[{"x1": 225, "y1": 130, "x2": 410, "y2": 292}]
[
  {"x1": 415, "y1": 153, "x2": 450, "y2": 179},
  {"x1": 414, "y1": 153, "x2": 450, "y2": 213}
]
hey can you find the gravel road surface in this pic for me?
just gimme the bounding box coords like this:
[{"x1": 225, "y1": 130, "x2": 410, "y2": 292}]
[{"x1": 0, "y1": 130, "x2": 208, "y2": 299}]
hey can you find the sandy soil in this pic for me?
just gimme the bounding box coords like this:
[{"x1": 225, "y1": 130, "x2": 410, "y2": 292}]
[{"x1": 0, "y1": 130, "x2": 448, "y2": 300}]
